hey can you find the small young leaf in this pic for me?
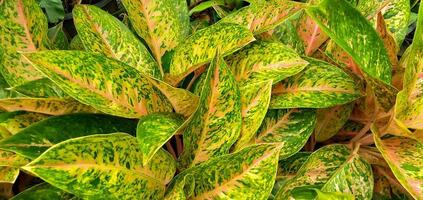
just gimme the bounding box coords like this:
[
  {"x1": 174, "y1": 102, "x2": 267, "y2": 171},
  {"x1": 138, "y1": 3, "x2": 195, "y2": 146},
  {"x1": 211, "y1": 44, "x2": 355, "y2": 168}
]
[
  {"x1": 11, "y1": 183, "x2": 76, "y2": 200},
  {"x1": 0, "y1": 98, "x2": 96, "y2": 115},
  {"x1": 39, "y1": 0, "x2": 65, "y2": 24},
  {"x1": 47, "y1": 22, "x2": 69, "y2": 50}
]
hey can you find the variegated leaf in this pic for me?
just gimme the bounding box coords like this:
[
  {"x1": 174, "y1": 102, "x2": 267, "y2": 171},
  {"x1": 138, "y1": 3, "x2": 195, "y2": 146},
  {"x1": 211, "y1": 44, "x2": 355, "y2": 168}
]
[
  {"x1": 11, "y1": 183, "x2": 76, "y2": 200},
  {"x1": 23, "y1": 51, "x2": 172, "y2": 118},
  {"x1": 0, "y1": 70, "x2": 22, "y2": 99},
  {"x1": 12, "y1": 78, "x2": 67, "y2": 98},
  {"x1": 171, "y1": 144, "x2": 280, "y2": 199},
  {"x1": 0, "y1": 111, "x2": 48, "y2": 136},
  {"x1": 271, "y1": 11, "x2": 306, "y2": 55},
  {"x1": 0, "y1": 149, "x2": 29, "y2": 183},
  {"x1": 0, "y1": 166, "x2": 19, "y2": 183},
  {"x1": 0, "y1": 114, "x2": 137, "y2": 159},
  {"x1": 178, "y1": 54, "x2": 242, "y2": 169},
  {"x1": 373, "y1": 166, "x2": 414, "y2": 200},
  {"x1": 315, "y1": 103, "x2": 353, "y2": 142},
  {"x1": 137, "y1": 113, "x2": 184, "y2": 165},
  {"x1": 233, "y1": 81, "x2": 272, "y2": 151},
  {"x1": 69, "y1": 35, "x2": 84, "y2": 50},
  {"x1": 296, "y1": 11, "x2": 329, "y2": 56},
  {"x1": 256, "y1": 109, "x2": 316, "y2": 159},
  {"x1": 0, "y1": 98, "x2": 96, "y2": 115},
  {"x1": 314, "y1": 190, "x2": 355, "y2": 200},
  {"x1": 168, "y1": 23, "x2": 255, "y2": 84},
  {"x1": 73, "y1": 5, "x2": 161, "y2": 78},
  {"x1": 225, "y1": 41, "x2": 308, "y2": 85},
  {"x1": 47, "y1": 22, "x2": 69, "y2": 50},
  {"x1": 146, "y1": 77, "x2": 199, "y2": 117},
  {"x1": 22, "y1": 133, "x2": 176, "y2": 199},
  {"x1": 270, "y1": 58, "x2": 361, "y2": 109},
  {"x1": 373, "y1": 126, "x2": 423, "y2": 199},
  {"x1": 219, "y1": 0, "x2": 304, "y2": 34},
  {"x1": 121, "y1": 0, "x2": 190, "y2": 69},
  {"x1": 163, "y1": 175, "x2": 194, "y2": 200}
]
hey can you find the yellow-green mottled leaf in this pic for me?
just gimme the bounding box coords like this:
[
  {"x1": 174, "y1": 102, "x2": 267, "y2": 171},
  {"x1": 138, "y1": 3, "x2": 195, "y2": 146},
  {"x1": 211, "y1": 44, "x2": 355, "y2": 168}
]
[
  {"x1": 315, "y1": 103, "x2": 353, "y2": 142},
  {"x1": 11, "y1": 183, "x2": 76, "y2": 200},
  {"x1": 178, "y1": 54, "x2": 242, "y2": 169},
  {"x1": 225, "y1": 41, "x2": 308, "y2": 85},
  {"x1": 163, "y1": 175, "x2": 194, "y2": 200},
  {"x1": 256, "y1": 109, "x2": 316, "y2": 159},
  {"x1": 270, "y1": 58, "x2": 361, "y2": 109},
  {"x1": 48, "y1": 22, "x2": 69, "y2": 50},
  {"x1": 315, "y1": 190, "x2": 355, "y2": 200},
  {"x1": 0, "y1": 166, "x2": 19, "y2": 183},
  {"x1": 373, "y1": 125, "x2": 423, "y2": 199},
  {"x1": 73, "y1": 5, "x2": 161, "y2": 78},
  {"x1": 0, "y1": 111, "x2": 48, "y2": 135},
  {"x1": 0, "y1": 69, "x2": 23, "y2": 99},
  {"x1": 171, "y1": 144, "x2": 280, "y2": 199},
  {"x1": 0, "y1": 98, "x2": 96, "y2": 115},
  {"x1": 23, "y1": 51, "x2": 172, "y2": 118},
  {"x1": 146, "y1": 77, "x2": 199, "y2": 117},
  {"x1": 121, "y1": 0, "x2": 190, "y2": 70},
  {"x1": 0, "y1": 114, "x2": 137, "y2": 159},
  {"x1": 233, "y1": 81, "x2": 272, "y2": 151},
  {"x1": 12, "y1": 78, "x2": 67, "y2": 98},
  {"x1": 69, "y1": 35, "x2": 84, "y2": 50},
  {"x1": 137, "y1": 113, "x2": 184, "y2": 165},
  {"x1": 22, "y1": 133, "x2": 176, "y2": 200},
  {"x1": 168, "y1": 23, "x2": 255, "y2": 84},
  {"x1": 219, "y1": 0, "x2": 304, "y2": 34},
  {"x1": 0, "y1": 149, "x2": 29, "y2": 183}
]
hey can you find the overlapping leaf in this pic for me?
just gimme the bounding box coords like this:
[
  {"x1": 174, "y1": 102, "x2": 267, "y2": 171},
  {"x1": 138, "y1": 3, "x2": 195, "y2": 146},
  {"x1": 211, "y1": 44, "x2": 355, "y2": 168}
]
[
  {"x1": 315, "y1": 103, "x2": 353, "y2": 142},
  {"x1": 0, "y1": 111, "x2": 47, "y2": 136},
  {"x1": 225, "y1": 41, "x2": 308, "y2": 85},
  {"x1": 270, "y1": 58, "x2": 361, "y2": 109},
  {"x1": 12, "y1": 78, "x2": 67, "y2": 98},
  {"x1": 11, "y1": 183, "x2": 76, "y2": 200},
  {"x1": 22, "y1": 133, "x2": 176, "y2": 199},
  {"x1": 0, "y1": 114, "x2": 137, "y2": 159},
  {"x1": 73, "y1": 5, "x2": 161, "y2": 78},
  {"x1": 0, "y1": 150, "x2": 29, "y2": 183},
  {"x1": 47, "y1": 22, "x2": 69, "y2": 50},
  {"x1": 23, "y1": 51, "x2": 172, "y2": 118},
  {"x1": 178, "y1": 55, "x2": 242, "y2": 169},
  {"x1": 0, "y1": 98, "x2": 96, "y2": 115}
]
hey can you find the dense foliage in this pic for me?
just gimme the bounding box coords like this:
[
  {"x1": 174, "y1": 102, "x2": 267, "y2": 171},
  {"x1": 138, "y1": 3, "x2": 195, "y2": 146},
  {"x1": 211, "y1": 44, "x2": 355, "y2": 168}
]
[{"x1": 0, "y1": 0, "x2": 422, "y2": 199}]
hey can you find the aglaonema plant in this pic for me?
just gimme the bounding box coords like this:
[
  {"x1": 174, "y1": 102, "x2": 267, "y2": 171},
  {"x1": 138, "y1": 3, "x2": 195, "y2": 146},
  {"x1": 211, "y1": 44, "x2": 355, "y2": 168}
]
[{"x1": 0, "y1": 0, "x2": 421, "y2": 199}]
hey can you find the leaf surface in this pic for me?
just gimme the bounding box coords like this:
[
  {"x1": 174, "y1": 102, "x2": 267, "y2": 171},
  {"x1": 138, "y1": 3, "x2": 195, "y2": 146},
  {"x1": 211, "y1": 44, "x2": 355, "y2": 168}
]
[
  {"x1": 315, "y1": 103, "x2": 353, "y2": 142},
  {"x1": 11, "y1": 183, "x2": 76, "y2": 200},
  {"x1": 0, "y1": 111, "x2": 48, "y2": 136},
  {"x1": 0, "y1": 98, "x2": 96, "y2": 115}
]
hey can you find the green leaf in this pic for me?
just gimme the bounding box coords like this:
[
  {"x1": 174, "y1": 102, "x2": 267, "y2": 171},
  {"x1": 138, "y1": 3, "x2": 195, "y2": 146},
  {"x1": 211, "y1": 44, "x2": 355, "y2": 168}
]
[
  {"x1": 272, "y1": 11, "x2": 306, "y2": 55},
  {"x1": 255, "y1": 109, "x2": 316, "y2": 159},
  {"x1": 47, "y1": 22, "x2": 69, "y2": 50},
  {"x1": 225, "y1": 41, "x2": 308, "y2": 85},
  {"x1": 22, "y1": 133, "x2": 176, "y2": 199},
  {"x1": 11, "y1": 183, "x2": 76, "y2": 200},
  {"x1": 373, "y1": 126, "x2": 423, "y2": 199},
  {"x1": 172, "y1": 144, "x2": 280, "y2": 199},
  {"x1": 0, "y1": 166, "x2": 19, "y2": 183},
  {"x1": 189, "y1": 0, "x2": 225, "y2": 16},
  {"x1": 137, "y1": 113, "x2": 184, "y2": 165},
  {"x1": 23, "y1": 51, "x2": 172, "y2": 118},
  {"x1": 163, "y1": 175, "x2": 194, "y2": 200},
  {"x1": 0, "y1": 149, "x2": 30, "y2": 183},
  {"x1": 314, "y1": 189, "x2": 355, "y2": 200},
  {"x1": 168, "y1": 23, "x2": 255, "y2": 84},
  {"x1": 270, "y1": 58, "x2": 361, "y2": 109},
  {"x1": 121, "y1": 0, "x2": 190, "y2": 70},
  {"x1": 306, "y1": 0, "x2": 392, "y2": 84},
  {"x1": 315, "y1": 103, "x2": 353, "y2": 142},
  {"x1": 73, "y1": 5, "x2": 161, "y2": 79},
  {"x1": 69, "y1": 35, "x2": 84, "y2": 50},
  {"x1": 0, "y1": 98, "x2": 97, "y2": 115},
  {"x1": 12, "y1": 78, "x2": 67, "y2": 98},
  {"x1": 0, "y1": 111, "x2": 48, "y2": 136},
  {"x1": 219, "y1": 0, "x2": 304, "y2": 34},
  {"x1": 233, "y1": 81, "x2": 272, "y2": 151},
  {"x1": 0, "y1": 114, "x2": 137, "y2": 159},
  {"x1": 178, "y1": 54, "x2": 242, "y2": 169},
  {"x1": 39, "y1": 0, "x2": 65, "y2": 24}
]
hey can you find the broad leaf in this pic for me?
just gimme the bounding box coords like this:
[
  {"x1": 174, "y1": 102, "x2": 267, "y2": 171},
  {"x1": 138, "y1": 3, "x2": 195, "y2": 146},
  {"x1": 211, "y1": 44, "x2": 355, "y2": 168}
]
[
  {"x1": 272, "y1": 11, "x2": 306, "y2": 55},
  {"x1": 22, "y1": 133, "x2": 176, "y2": 199},
  {"x1": 0, "y1": 98, "x2": 96, "y2": 115},
  {"x1": 137, "y1": 113, "x2": 184, "y2": 165},
  {"x1": 73, "y1": 5, "x2": 161, "y2": 79},
  {"x1": 39, "y1": 0, "x2": 65, "y2": 23},
  {"x1": 23, "y1": 51, "x2": 172, "y2": 118},
  {"x1": 168, "y1": 23, "x2": 255, "y2": 84},
  {"x1": 12, "y1": 78, "x2": 67, "y2": 98},
  {"x1": 0, "y1": 149, "x2": 29, "y2": 183},
  {"x1": 11, "y1": 183, "x2": 76, "y2": 200},
  {"x1": 225, "y1": 41, "x2": 308, "y2": 85},
  {"x1": 255, "y1": 109, "x2": 316, "y2": 159},
  {"x1": 0, "y1": 111, "x2": 47, "y2": 136},
  {"x1": 0, "y1": 114, "x2": 137, "y2": 159},
  {"x1": 178, "y1": 54, "x2": 242, "y2": 169},
  {"x1": 315, "y1": 103, "x2": 353, "y2": 142},
  {"x1": 121, "y1": 0, "x2": 190, "y2": 69},
  {"x1": 270, "y1": 58, "x2": 361, "y2": 109},
  {"x1": 296, "y1": 7, "x2": 329, "y2": 55},
  {"x1": 47, "y1": 22, "x2": 69, "y2": 50},
  {"x1": 233, "y1": 81, "x2": 272, "y2": 150},
  {"x1": 219, "y1": 0, "x2": 304, "y2": 34}
]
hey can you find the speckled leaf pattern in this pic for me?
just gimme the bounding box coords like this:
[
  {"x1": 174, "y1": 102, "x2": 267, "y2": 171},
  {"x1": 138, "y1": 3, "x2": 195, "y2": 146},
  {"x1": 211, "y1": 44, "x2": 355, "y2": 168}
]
[
  {"x1": 0, "y1": 149, "x2": 29, "y2": 183},
  {"x1": 315, "y1": 103, "x2": 353, "y2": 142},
  {"x1": 271, "y1": 11, "x2": 306, "y2": 55},
  {"x1": 12, "y1": 78, "x2": 67, "y2": 98},
  {"x1": 73, "y1": 5, "x2": 161, "y2": 78},
  {"x1": 0, "y1": 98, "x2": 96, "y2": 115},
  {"x1": 233, "y1": 81, "x2": 272, "y2": 151},
  {"x1": 296, "y1": 14, "x2": 329, "y2": 56},
  {"x1": 163, "y1": 175, "x2": 194, "y2": 200},
  {"x1": 315, "y1": 190, "x2": 355, "y2": 200},
  {"x1": 23, "y1": 51, "x2": 172, "y2": 118},
  {"x1": 0, "y1": 166, "x2": 19, "y2": 183},
  {"x1": 121, "y1": 0, "x2": 190, "y2": 69},
  {"x1": 270, "y1": 58, "x2": 361, "y2": 109},
  {"x1": 0, "y1": 111, "x2": 48, "y2": 135},
  {"x1": 172, "y1": 144, "x2": 280, "y2": 199},
  {"x1": 256, "y1": 109, "x2": 316, "y2": 159},
  {"x1": 47, "y1": 22, "x2": 69, "y2": 50},
  {"x1": 306, "y1": 0, "x2": 392, "y2": 84},
  {"x1": 219, "y1": 0, "x2": 304, "y2": 34},
  {"x1": 395, "y1": 3, "x2": 423, "y2": 130},
  {"x1": 22, "y1": 133, "x2": 176, "y2": 200},
  {"x1": 0, "y1": 114, "x2": 137, "y2": 159},
  {"x1": 146, "y1": 77, "x2": 199, "y2": 117},
  {"x1": 169, "y1": 23, "x2": 255, "y2": 83},
  {"x1": 373, "y1": 126, "x2": 423, "y2": 199},
  {"x1": 225, "y1": 41, "x2": 308, "y2": 85},
  {"x1": 11, "y1": 183, "x2": 76, "y2": 200},
  {"x1": 178, "y1": 55, "x2": 242, "y2": 169},
  {"x1": 69, "y1": 35, "x2": 84, "y2": 50},
  {"x1": 137, "y1": 113, "x2": 184, "y2": 165}
]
